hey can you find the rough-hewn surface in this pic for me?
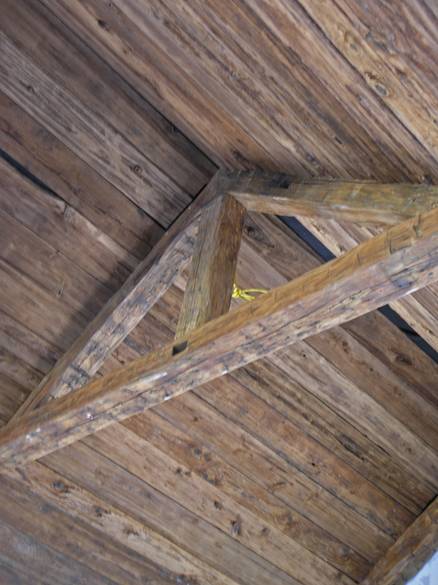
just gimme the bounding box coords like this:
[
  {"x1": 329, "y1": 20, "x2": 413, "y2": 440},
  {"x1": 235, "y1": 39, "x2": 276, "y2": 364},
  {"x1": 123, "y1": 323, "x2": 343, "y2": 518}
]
[{"x1": 0, "y1": 1, "x2": 438, "y2": 584}]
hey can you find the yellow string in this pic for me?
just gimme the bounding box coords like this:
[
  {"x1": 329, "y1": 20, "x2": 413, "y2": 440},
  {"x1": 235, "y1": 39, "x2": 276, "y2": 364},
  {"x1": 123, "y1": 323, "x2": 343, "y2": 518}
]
[{"x1": 232, "y1": 283, "x2": 269, "y2": 301}]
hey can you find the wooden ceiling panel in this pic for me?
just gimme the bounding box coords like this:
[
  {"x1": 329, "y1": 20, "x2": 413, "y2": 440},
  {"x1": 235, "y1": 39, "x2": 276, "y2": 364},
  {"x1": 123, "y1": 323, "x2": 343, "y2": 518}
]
[{"x1": 0, "y1": 1, "x2": 437, "y2": 584}]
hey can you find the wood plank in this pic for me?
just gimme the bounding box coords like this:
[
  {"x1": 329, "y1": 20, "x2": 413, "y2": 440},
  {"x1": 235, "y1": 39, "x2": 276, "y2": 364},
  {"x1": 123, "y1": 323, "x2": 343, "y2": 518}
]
[
  {"x1": 44, "y1": 442, "x2": 302, "y2": 585},
  {"x1": 9, "y1": 172, "x2": 223, "y2": 421},
  {"x1": 0, "y1": 209, "x2": 112, "y2": 321},
  {"x1": 243, "y1": 0, "x2": 438, "y2": 178},
  {"x1": 0, "y1": 521, "x2": 119, "y2": 585},
  {"x1": 297, "y1": 0, "x2": 438, "y2": 166},
  {"x1": 0, "y1": 30, "x2": 191, "y2": 227},
  {"x1": 0, "y1": 0, "x2": 215, "y2": 199},
  {"x1": 0, "y1": 91, "x2": 164, "y2": 258},
  {"x1": 176, "y1": 194, "x2": 245, "y2": 337},
  {"x1": 1, "y1": 208, "x2": 437, "y2": 468},
  {"x1": 362, "y1": 498, "x2": 438, "y2": 585},
  {"x1": 125, "y1": 409, "x2": 371, "y2": 580},
  {"x1": 3, "y1": 462, "x2": 242, "y2": 585},
  {"x1": 0, "y1": 474, "x2": 176, "y2": 585},
  {"x1": 228, "y1": 173, "x2": 438, "y2": 225},
  {"x1": 85, "y1": 424, "x2": 355, "y2": 585},
  {"x1": 156, "y1": 386, "x2": 396, "y2": 561}
]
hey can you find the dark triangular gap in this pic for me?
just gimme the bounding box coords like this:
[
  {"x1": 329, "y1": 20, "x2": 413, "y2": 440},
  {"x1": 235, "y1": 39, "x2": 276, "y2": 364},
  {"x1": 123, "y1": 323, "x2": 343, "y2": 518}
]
[{"x1": 281, "y1": 216, "x2": 438, "y2": 363}]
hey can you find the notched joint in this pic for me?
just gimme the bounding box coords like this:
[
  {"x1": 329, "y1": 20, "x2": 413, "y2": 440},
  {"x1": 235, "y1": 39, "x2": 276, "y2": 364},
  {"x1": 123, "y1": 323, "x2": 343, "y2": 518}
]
[{"x1": 172, "y1": 340, "x2": 188, "y2": 356}]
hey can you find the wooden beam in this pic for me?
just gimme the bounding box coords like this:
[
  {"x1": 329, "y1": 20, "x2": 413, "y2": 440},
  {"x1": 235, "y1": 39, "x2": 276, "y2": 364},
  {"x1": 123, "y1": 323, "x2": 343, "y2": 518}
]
[
  {"x1": 176, "y1": 194, "x2": 245, "y2": 338},
  {"x1": 0, "y1": 208, "x2": 436, "y2": 469},
  {"x1": 362, "y1": 498, "x2": 438, "y2": 585},
  {"x1": 9, "y1": 171, "x2": 226, "y2": 421},
  {"x1": 227, "y1": 173, "x2": 438, "y2": 225}
]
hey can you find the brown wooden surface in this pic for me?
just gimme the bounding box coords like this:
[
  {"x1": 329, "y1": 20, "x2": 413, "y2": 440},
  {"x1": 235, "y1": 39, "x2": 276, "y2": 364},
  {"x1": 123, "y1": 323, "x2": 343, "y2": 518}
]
[
  {"x1": 298, "y1": 214, "x2": 438, "y2": 352},
  {"x1": 9, "y1": 172, "x2": 223, "y2": 421},
  {"x1": 0, "y1": 200, "x2": 436, "y2": 583},
  {"x1": 1, "y1": 208, "x2": 437, "y2": 470},
  {"x1": 362, "y1": 498, "x2": 438, "y2": 585},
  {"x1": 228, "y1": 173, "x2": 438, "y2": 225},
  {"x1": 43, "y1": 0, "x2": 438, "y2": 349},
  {"x1": 1, "y1": 1, "x2": 438, "y2": 583},
  {"x1": 176, "y1": 193, "x2": 245, "y2": 337}
]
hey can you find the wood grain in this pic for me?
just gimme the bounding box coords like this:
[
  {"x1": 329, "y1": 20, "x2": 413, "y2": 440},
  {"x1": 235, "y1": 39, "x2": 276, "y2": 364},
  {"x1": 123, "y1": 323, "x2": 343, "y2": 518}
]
[
  {"x1": 362, "y1": 498, "x2": 438, "y2": 585},
  {"x1": 0, "y1": 30, "x2": 191, "y2": 227},
  {"x1": 1, "y1": 209, "x2": 437, "y2": 469},
  {"x1": 176, "y1": 194, "x2": 245, "y2": 337},
  {"x1": 9, "y1": 173, "x2": 223, "y2": 422},
  {"x1": 299, "y1": 215, "x2": 438, "y2": 352},
  {"x1": 228, "y1": 173, "x2": 438, "y2": 225}
]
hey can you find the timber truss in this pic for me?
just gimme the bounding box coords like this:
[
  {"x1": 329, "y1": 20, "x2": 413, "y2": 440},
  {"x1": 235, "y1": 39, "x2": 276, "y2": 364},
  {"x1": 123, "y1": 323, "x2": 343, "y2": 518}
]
[{"x1": 1, "y1": 170, "x2": 438, "y2": 583}]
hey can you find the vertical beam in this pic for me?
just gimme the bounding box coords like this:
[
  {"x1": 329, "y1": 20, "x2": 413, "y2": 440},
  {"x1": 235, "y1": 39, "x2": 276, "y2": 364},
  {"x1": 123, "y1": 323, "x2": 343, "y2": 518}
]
[
  {"x1": 2, "y1": 208, "x2": 437, "y2": 469},
  {"x1": 362, "y1": 498, "x2": 438, "y2": 585},
  {"x1": 9, "y1": 171, "x2": 225, "y2": 422},
  {"x1": 176, "y1": 194, "x2": 245, "y2": 338}
]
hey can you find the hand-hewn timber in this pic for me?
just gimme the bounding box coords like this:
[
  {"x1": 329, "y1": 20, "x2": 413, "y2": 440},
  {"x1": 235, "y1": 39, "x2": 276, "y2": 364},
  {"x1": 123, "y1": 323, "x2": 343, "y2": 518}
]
[
  {"x1": 227, "y1": 173, "x2": 438, "y2": 225},
  {"x1": 0, "y1": 208, "x2": 437, "y2": 469},
  {"x1": 9, "y1": 172, "x2": 225, "y2": 422},
  {"x1": 176, "y1": 194, "x2": 245, "y2": 337},
  {"x1": 362, "y1": 498, "x2": 438, "y2": 585}
]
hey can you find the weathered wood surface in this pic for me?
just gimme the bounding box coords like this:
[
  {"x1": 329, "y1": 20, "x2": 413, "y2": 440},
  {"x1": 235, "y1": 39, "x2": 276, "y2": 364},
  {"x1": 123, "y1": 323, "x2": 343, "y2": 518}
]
[
  {"x1": 1, "y1": 209, "x2": 437, "y2": 469},
  {"x1": 0, "y1": 0, "x2": 215, "y2": 201},
  {"x1": 0, "y1": 520, "x2": 121, "y2": 585},
  {"x1": 362, "y1": 498, "x2": 438, "y2": 585},
  {"x1": 0, "y1": 91, "x2": 164, "y2": 258},
  {"x1": 176, "y1": 194, "x2": 245, "y2": 337},
  {"x1": 1, "y1": 196, "x2": 436, "y2": 583},
  {"x1": 10, "y1": 172, "x2": 223, "y2": 422},
  {"x1": 0, "y1": 468, "x2": 239, "y2": 585},
  {"x1": 0, "y1": 474, "x2": 179, "y2": 585},
  {"x1": 44, "y1": 0, "x2": 438, "y2": 360},
  {"x1": 228, "y1": 173, "x2": 438, "y2": 225},
  {"x1": 2, "y1": 2, "x2": 438, "y2": 583},
  {"x1": 49, "y1": 0, "x2": 438, "y2": 177},
  {"x1": 299, "y1": 215, "x2": 438, "y2": 352}
]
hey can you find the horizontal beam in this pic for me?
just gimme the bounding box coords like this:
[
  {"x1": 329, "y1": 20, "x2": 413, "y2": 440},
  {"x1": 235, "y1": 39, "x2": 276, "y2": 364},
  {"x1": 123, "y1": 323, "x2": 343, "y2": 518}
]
[
  {"x1": 362, "y1": 497, "x2": 438, "y2": 585},
  {"x1": 0, "y1": 208, "x2": 436, "y2": 469},
  {"x1": 9, "y1": 171, "x2": 225, "y2": 421},
  {"x1": 227, "y1": 173, "x2": 438, "y2": 225}
]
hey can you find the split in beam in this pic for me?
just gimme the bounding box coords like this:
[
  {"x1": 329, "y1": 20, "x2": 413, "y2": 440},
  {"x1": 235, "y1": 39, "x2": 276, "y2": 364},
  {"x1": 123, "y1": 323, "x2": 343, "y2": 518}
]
[
  {"x1": 1, "y1": 207, "x2": 437, "y2": 469},
  {"x1": 362, "y1": 497, "x2": 438, "y2": 585}
]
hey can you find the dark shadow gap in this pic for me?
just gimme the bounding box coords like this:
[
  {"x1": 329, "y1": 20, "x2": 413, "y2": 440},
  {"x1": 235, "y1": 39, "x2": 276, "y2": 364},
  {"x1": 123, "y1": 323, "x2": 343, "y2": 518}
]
[
  {"x1": 0, "y1": 146, "x2": 59, "y2": 198},
  {"x1": 281, "y1": 216, "x2": 438, "y2": 363}
]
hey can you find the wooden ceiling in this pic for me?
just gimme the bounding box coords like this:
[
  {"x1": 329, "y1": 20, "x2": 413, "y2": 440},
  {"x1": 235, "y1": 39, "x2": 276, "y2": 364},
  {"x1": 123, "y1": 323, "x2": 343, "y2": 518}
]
[{"x1": 0, "y1": 2, "x2": 437, "y2": 584}]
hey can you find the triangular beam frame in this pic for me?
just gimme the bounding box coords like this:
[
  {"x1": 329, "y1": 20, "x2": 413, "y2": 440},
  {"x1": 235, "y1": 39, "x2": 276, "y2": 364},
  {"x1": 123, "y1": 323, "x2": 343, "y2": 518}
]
[{"x1": 1, "y1": 169, "x2": 437, "y2": 468}]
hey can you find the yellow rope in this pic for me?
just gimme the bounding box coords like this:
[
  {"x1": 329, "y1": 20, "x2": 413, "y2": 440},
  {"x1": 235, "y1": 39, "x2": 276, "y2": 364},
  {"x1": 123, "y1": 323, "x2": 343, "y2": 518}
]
[{"x1": 232, "y1": 283, "x2": 269, "y2": 301}]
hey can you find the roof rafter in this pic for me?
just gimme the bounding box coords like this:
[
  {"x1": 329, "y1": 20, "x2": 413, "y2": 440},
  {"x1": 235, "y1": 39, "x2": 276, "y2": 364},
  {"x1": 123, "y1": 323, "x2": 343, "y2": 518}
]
[
  {"x1": 8, "y1": 170, "x2": 228, "y2": 421},
  {"x1": 0, "y1": 202, "x2": 437, "y2": 469}
]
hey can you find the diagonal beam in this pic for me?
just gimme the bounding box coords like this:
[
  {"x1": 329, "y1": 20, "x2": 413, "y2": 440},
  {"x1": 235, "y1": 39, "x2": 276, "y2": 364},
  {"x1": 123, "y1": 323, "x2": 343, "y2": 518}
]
[
  {"x1": 227, "y1": 172, "x2": 438, "y2": 225},
  {"x1": 0, "y1": 208, "x2": 436, "y2": 469},
  {"x1": 362, "y1": 497, "x2": 438, "y2": 585},
  {"x1": 298, "y1": 214, "x2": 438, "y2": 352},
  {"x1": 9, "y1": 171, "x2": 227, "y2": 422},
  {"x1": 176, "y1": 193, "x2": 245, "y2": 338}
]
